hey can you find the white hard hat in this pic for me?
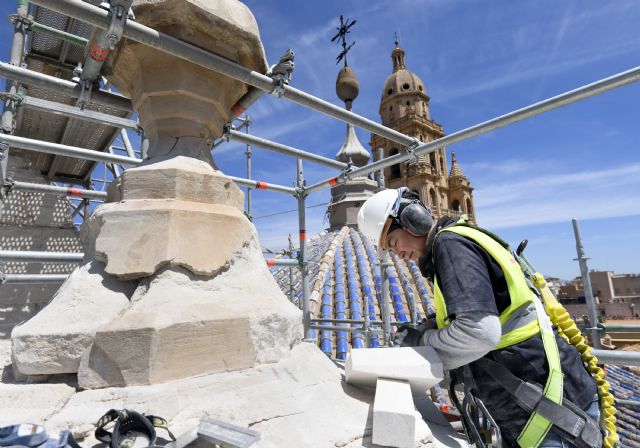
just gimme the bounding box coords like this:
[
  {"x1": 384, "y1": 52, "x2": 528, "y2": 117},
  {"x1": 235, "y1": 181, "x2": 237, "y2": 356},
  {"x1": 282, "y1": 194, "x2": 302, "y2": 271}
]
[{"x1": 357, "y1": 188, "x2": 400, "y2": 250}]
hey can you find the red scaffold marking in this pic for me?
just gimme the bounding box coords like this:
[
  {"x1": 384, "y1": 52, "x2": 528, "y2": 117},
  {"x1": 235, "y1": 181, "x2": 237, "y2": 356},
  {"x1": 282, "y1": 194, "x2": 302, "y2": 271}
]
[
  {"x1": 328, "y1": 177, "x2": 338, "y2": 186},
  {"x1": 266, "y1": 259, "x2": 276, "y2": 267},
  {"x1": 231, "y1": 103, "x2": 246, "y2": 117},
  {"x1": 68, "y1": 188, "x2": 84, "y2": 197},
  {"x1": 89, "y1": 43, "x2": 110, "y2": 62},
  {"x1": 255, "y1": 181, "x2": 268, "y2": 190}
]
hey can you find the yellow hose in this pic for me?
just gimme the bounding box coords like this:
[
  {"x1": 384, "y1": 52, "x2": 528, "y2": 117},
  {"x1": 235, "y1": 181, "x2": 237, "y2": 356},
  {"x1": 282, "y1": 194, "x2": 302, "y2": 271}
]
[{"x1": 531, "y1": 272, "x2": 618, "y2": 448}]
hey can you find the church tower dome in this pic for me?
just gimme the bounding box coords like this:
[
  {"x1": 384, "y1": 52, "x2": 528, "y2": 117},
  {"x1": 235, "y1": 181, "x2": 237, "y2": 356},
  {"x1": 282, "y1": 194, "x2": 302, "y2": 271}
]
[{"x1": 379, "y1": 41, "x2": 431, "y2": 124}]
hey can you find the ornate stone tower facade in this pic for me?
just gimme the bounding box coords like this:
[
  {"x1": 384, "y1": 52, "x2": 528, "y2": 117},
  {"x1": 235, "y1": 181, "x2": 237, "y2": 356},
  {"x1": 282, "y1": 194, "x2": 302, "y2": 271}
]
[{"x1": 370, "y1": 42, "x2": 475, "y2": 222}]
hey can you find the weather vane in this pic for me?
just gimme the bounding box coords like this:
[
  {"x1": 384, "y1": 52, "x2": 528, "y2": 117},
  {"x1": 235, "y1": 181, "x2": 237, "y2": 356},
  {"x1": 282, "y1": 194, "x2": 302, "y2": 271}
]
[{"x1": 331, "y1": 15, "x2": 357, "y2": 67}]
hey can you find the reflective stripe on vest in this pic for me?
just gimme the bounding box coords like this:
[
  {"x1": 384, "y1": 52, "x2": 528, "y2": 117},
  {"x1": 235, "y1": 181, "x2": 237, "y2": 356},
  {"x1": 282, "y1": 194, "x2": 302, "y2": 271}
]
[{"x1": 432, "y1": 224, "x2": 564, "y2": 448}]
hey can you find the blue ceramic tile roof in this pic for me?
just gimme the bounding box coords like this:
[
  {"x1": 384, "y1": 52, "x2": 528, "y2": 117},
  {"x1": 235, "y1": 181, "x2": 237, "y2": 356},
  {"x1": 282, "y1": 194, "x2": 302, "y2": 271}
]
[
  {"x1": 270, "y1": 226, "x2": 434, "y2": 359},
  {"x1": 605, "y1": 365, "x2": 640, "y2": 446}
]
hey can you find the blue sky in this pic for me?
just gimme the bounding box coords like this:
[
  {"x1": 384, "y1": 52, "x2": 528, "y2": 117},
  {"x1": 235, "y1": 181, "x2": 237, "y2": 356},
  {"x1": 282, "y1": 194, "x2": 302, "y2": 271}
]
[{"x1": 2, "y1": 1, "x2": 639, "y2": 280}]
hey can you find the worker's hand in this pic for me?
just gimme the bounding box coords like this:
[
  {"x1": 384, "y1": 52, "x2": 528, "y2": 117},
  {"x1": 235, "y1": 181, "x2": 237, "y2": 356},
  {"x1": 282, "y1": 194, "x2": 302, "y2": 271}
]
[{"x1": 393, "y1": 318, "x2": 437, "y2": 347}]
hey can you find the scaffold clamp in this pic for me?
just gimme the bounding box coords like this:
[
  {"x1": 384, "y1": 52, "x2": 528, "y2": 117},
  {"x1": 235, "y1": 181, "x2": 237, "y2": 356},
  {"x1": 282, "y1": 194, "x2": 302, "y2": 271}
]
[
  {"x1": 104, "y1": 1, "x2": 132, "y2": 50},
  {"x1": 0, "y1": 172, "x2": 10, "y2": 202},
  {"x1": 402, "y1": 140, "x2": 422, "y2": 162},
  {"x1": 7, "y1": 14, "x2": 30, "y2": 29},
  {"x1": 222, "y1": 122, "x2": 233, "y2": 142},
  {"x1": 0, "y1": 143, "x2": 8, "y2": 162},
  {"x1": 268, "y1": 49, "x2": 295, "y2": 97},
  {"x1": 76, "y1": 79, "x2": 93, "y2": 110}
]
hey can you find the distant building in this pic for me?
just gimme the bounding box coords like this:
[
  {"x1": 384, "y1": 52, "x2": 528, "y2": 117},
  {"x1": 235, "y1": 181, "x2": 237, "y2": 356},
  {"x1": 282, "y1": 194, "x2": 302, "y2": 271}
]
[
  {"x1": 558, "y1": 271, "x2": 640, "y2": 320},
  {"x1": 369, "y1": 41, "x2": 475, "y2": 222},
  {"x1": 590, "y1": 271, "x2": 640, "y2": 304}
]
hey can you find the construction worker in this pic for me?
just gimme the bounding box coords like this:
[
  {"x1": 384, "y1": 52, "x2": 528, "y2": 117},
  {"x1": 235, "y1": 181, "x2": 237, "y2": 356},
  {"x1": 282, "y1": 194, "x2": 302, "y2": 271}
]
[{"x1": 357, "y1": 187, "x2": 603, "y2": 448}]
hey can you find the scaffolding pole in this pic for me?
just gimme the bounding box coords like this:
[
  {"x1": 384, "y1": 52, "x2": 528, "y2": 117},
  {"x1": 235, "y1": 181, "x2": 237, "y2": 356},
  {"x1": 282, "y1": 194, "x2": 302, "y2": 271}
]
[
  {"x1": 28, "y1": 19, "x2": 89, "y2": 47},
  {"x1": 572, "y1": 219, "x2": 601, "y2": 349},
  {"x1": 0, "y1": 62, "x2": 133, "y2": 112},
  {"x1": 244, "y1": 117, "x2": 252, "y2": 220},
  {"x1": 119, "y1": 128, "x2": 137, "y2": 158},
  {"x1": 227, "y1": 129, "x2": 347, "y2": 170},
  {"x1": 296, "y1": 159, "x2": 312, "y2": 340},
  {"x1": 0, "y1": 134, "x2": 142, "y2": 166},
  {"x1": 1, "y1": 0, "x2": 28, "y2": 201},
  {"x1": 380, "y1": 254, "x2": 392, "y2": 346},
  {"x1": 305, "y1": 65, "x2": 640, "y2": 195},
  {"x1": 0, "y1": 274, "x2": 70, "y2": 284},
  {"x1": 227, "y1": 175, "x2": 296, "y2": 195},
  {"x1": 10, "y1": 180, "x2": 107, "y2": 199},
  {"x1": 288, "y1": 234, "x2": 295, "y2": 303},
  {"x1": 266, "y1": 258, "x2": 298, "y2": 267},
  {"x1": 376, "y1": 147, "x2": 385, "y2": 191},
  {"x1": 29, "y1": 0, "x2": 416, "y2": 148},
  {"x1": 591, "y1": 349, "x2": 640, "y2": 367},
  {"x1": 0, "y1": 250, "x2": 83, "y2": 262},
  {"x1": 1, "y1": 1, "x2": 28, "y2": 134}
]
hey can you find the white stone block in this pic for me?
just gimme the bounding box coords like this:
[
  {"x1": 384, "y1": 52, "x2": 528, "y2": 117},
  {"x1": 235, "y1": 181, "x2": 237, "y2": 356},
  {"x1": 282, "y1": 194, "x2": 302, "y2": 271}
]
[
  {"x1": 345, "y1": 346, "x2": 443, "y2": 393},
  {"x1": 373, "y1": 378, "x2": 416, "y2": 448}
]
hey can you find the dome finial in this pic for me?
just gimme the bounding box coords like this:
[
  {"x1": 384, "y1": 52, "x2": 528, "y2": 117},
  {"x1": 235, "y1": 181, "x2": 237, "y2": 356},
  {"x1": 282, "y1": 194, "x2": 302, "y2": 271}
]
[{"x1": 391, "y1": 33, "x2": 406, "y2": 72}]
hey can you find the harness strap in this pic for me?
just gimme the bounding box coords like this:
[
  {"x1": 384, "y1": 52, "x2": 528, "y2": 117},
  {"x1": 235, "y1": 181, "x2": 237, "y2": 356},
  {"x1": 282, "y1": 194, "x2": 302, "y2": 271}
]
[
  {"x1": 516, "y1": 294, "x2": 565, "y2": 447},
  {"x1": 475, "y1": 358, "x2": 603, "y2": 448}
]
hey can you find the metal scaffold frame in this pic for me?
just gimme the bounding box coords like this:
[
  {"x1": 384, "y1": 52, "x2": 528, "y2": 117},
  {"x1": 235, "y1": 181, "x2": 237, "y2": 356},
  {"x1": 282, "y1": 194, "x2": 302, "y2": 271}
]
[{"x1": 1, "y1": 0, "x2": 639, "y2": 365}]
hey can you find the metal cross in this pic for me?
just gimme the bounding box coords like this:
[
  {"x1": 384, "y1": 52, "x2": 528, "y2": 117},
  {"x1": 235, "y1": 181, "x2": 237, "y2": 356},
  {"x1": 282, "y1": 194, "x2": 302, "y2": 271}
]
[{"x1": 331, "y1": 15, "x2": 357, "y2": 66}]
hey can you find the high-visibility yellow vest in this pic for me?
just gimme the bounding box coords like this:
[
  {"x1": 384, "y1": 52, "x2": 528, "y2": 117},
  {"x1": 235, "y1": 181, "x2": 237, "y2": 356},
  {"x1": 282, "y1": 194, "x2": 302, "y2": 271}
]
[{"x1": 432, "y1": 224, "x2": 564, "y2": 448}]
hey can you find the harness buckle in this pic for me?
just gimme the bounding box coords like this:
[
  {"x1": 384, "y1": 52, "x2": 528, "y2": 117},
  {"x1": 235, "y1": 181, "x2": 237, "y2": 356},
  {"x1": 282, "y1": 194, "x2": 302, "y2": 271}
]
[{"x1": 514, "y1": 381, "x2": 543, "y2": 413}]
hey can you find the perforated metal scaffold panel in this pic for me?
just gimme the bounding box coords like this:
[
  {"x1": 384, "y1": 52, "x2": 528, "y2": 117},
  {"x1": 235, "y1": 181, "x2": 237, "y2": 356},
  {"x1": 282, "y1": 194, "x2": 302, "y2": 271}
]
[{"x1": 15, "y1": 1, "x2": 131, "y2": 183}]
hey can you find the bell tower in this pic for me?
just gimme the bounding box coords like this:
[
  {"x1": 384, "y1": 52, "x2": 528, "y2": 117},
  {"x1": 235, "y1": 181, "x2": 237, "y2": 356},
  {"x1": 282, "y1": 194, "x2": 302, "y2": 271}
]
[{"x1": 370, "y1": 39, "x2": 475, "y2": 222}]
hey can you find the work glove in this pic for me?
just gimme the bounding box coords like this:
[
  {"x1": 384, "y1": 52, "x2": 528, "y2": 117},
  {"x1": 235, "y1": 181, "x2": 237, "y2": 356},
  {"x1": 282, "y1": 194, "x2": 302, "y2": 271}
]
[{"x1": 393, "y1": 317, "x2": 437, "y2": 347}]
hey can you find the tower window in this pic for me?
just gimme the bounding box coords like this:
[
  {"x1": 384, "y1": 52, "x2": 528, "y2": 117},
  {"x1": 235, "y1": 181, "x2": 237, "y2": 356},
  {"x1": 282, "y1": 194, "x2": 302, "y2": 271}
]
[
  {"x1": 402, "y1": 83, "x2": 410, "y2": 90},
  {"x1": 387, "y1": 88, "x2": 393, "y2": 95},
  {"x1": 389, "y1": 106, "x2": 393, "y2": 111},
  {"x1": 406, "y1": 101, "x2": 410, "y2": 106},
  {"x1": 389, "y1": 148, "x2": 401, "y2": 179},
  {"x1": 451, "y1": 200, "x2": 461, "y2": 212},
  {"x1": 418, "y1": 85, "x2": 423, "y2": 91}
]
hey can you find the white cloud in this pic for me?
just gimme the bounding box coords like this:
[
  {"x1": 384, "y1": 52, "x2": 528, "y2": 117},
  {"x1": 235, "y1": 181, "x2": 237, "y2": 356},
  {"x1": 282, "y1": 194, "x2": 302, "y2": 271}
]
[{"x1": 477, "y1": 162, "x2": 640, "y2": 229}]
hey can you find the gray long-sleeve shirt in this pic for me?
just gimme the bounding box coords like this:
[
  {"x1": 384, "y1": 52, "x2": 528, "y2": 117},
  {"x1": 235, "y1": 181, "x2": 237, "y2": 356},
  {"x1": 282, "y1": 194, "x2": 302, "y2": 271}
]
[{"x1": 422, "y1": 311, "x2": 501, "y2": 370}]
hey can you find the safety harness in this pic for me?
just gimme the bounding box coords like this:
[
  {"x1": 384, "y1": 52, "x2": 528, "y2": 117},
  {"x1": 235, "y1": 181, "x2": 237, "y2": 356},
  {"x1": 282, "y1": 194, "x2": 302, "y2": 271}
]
[
  {"x1": 95, "y1": 409, "x2": 176, "y2": 448},
  {"x1": 432, "y1": 220, "x2": 603, "y2": 448}
]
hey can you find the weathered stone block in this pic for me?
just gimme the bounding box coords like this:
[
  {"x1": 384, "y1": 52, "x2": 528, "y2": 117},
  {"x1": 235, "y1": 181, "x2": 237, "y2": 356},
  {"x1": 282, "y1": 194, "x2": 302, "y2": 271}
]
[
  {"x1": 11, "y1": 261, "x2": 135, "y2": 375},
  {"x1": 373, "y1": 378, "x2": 416, "y2": 448},
  {"x1": 78, "y1": 236, "x2": 302, "y2": 389},
  {"x1": 345, "y1": 346, "x2": 443, "y2": 393},
  {"x1": 86, "y1": 200, "x2": 252, "y2": 280},
  {"x1": 106, "y1": 157, "x2": 243, "y2": 206}
]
